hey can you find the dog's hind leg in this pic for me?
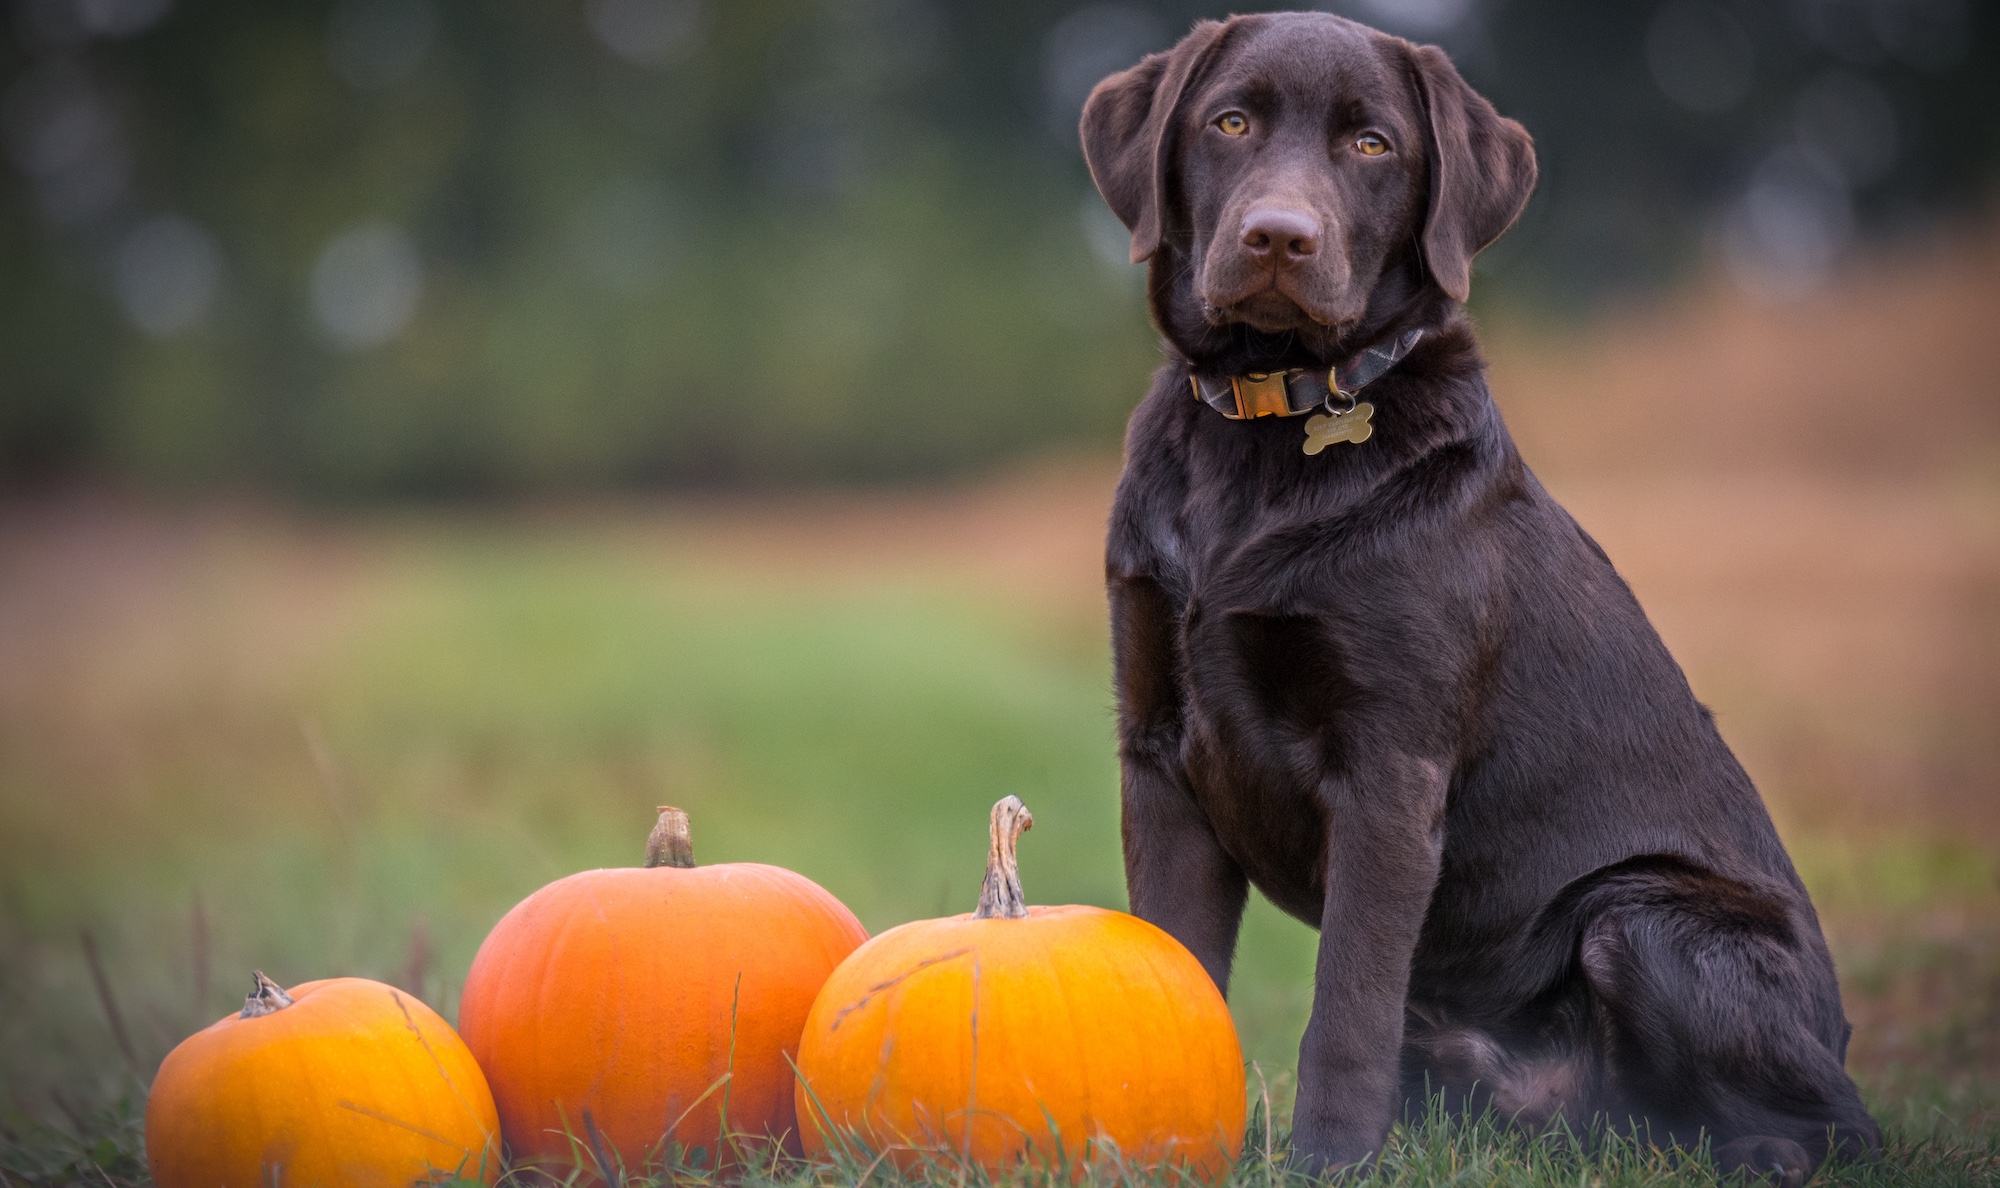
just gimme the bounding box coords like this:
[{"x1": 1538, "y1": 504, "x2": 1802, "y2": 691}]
[{"x1": 1576, "y1": 865, "x2": 1879, "y2": 1183}]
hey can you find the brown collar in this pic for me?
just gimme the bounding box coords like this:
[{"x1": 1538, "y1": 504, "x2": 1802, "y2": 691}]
[{"x1": 1188, "y1": 328, "x2": 1425, "y2": 420}]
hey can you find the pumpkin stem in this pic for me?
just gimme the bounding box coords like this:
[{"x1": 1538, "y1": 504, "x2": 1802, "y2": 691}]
[
  {"x1": 973, "y1": 796, "x2": 1033, "y2": 920},
  {"x1": 645, "y1": 805, "x2": 696, "y2": 869},
  {"x1": 239, "y1": 970, "x2": 293, "y2": 1018}
]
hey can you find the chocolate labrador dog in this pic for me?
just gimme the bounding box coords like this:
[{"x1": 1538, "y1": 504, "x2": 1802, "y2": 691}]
[{"x1": 1080, "y1": 12, "x2": 1878, "y2": 1183}]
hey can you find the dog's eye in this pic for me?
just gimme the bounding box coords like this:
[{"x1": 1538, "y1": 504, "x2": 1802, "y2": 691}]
[
  {"x1": 1216, "y1": 112, "x2": 1250, "y2": 136},
  {"x1": 1356, "y1": 134, "x2": 1389, "y2": 156}
]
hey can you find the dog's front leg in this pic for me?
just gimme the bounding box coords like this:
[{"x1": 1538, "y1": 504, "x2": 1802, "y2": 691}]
[
  {"x1": 1289, "y1": 753, "x2": 1448, "y2": 1172},
  {"x1": 1112, "y1": 573, "x2": 1250, "y2": 994},
  {"x1": 1122, "y1": 755, "x2": 1249, "y2": 994}
]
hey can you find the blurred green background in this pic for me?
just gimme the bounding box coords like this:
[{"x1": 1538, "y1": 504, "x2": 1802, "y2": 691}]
[
  {"x1": 3, "y1": 0, "x2": 1996, "y2": 494},
  {"x1": 3, "y1": 0, "x2": 2000, "y2": 1176}
]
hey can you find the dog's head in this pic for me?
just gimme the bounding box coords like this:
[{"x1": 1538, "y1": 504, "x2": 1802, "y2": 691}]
[{"x1": 1081, "y1": 12, "x2": 1535, "y2": 367}]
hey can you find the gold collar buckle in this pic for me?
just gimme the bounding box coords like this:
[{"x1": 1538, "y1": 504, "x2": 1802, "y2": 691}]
[{"x1": 1230, "y1": 371, "x2": 1296, "y2": 419}]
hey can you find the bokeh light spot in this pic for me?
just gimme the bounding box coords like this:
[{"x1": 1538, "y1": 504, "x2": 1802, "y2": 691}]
[
  {"x1": 327, "y1": 0, "x2": 440, "y2": 91},
  {"x1": 1, "y1": 61, "x2": 130, "y2": 226},
  {"x1": 114, "y1": 213, "x2": 222, "y2": 338},
  {"x1": 1340, "y1": 0, "x2": 1478, "y2": 38},
  {"x1": 76, "y1": 0, "x2": 174, "y2": 37},
  {"x1": 1721, "y1": 146, "x2": 1854, "y2": 298},
  {"x1": 586, "y1": 0, "x2": 702, "y2": 70},
  {"x1": 310, "y1": 221, "x2": 424, "y2": 351}
]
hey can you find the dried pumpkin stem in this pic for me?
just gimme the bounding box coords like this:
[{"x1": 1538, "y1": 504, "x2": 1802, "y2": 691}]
[
  {"x1": 239, "y1": 970, "x2": 293, "y2": 1018},
  {"x1": 645, "y1": 805, "x2": 696, "y2": 869},
  {"x1": 973, "y1": 796, "x2": 1033, "y2": 920}
]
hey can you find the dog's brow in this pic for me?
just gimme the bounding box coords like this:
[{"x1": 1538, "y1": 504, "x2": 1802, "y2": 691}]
[
  {"x1": 1327, "y1": 96, "x2": 1390, "y2": 133},
  {"x1": 1221, "y1": 75, "x2": 1279, "y2": 112}
]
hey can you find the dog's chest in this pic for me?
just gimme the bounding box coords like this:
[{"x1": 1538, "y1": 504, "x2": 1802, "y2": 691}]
[
  {"x1": 1162, "y1": 518, "x2": 1356, "y2": 918},
  {"x1": 1114, "y1": 406, "x2": 1435, "y2": 917}
]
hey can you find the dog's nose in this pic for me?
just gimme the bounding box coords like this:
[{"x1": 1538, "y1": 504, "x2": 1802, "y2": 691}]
[{"x1": 1240, "y1": 208, "x2": 1321, "y2": 263}]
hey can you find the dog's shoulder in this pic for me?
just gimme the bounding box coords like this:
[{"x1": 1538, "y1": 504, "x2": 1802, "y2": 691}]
[{"x1": 1107, "y1": 364, "x2": 1203, "y2": 581}]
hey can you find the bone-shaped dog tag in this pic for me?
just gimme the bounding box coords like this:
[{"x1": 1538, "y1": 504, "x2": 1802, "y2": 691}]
[{"x1": 1302, "y1": 402, "x2": 1374, "y2": 454}]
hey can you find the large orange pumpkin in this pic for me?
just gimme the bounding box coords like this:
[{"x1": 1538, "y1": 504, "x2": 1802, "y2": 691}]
[
  {"x1": 794, "y1": 797, "x2": 1246, "y2": 1178},
  {"x1": 458, "y1": 806, "x2": 868, "y2": 1174},
  {"x1": 147, "y1": 972, "x2": 501, "y2": 1187}
]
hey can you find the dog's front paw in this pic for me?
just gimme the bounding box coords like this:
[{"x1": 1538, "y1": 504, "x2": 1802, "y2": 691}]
[
  {"x1": 1714, "y1": 1135, "x2": 1811, "y2": 1187},
  {"x1": 1283, "y1": 1123, "x2": 1381, "y2": 1181}
]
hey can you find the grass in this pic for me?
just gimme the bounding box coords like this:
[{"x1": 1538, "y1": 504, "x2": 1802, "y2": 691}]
[{"x1": 7, "y1": 1086, "x2": 1999, "y2": 1186}]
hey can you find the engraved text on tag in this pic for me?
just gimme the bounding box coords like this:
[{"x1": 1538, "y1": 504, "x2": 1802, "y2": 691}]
[{"x1": 1302, "y1": 402, "x2": 1374, "y2": 454}]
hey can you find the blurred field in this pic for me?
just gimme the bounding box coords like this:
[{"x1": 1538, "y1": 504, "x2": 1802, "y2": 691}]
[{"x1": 3, "y1": 231, "x2": 1999, "y2": 1176}]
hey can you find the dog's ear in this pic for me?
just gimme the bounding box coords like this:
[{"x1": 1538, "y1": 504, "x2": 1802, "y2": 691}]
[
  {"x1": 1406, "y1": 43, "x2": 1537, "y2": 302},
  {"x1": 1079, "y1": 19, "x2": 1231, "y2": 265}
]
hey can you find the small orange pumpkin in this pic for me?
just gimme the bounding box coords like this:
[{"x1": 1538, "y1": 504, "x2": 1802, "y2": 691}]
[
  {"x1": 794, "y1": 797, "x2": 1246, "y2": 1178},
  {"x1": 147, "y1": 972, "x2": 501, "y2": 1187},
  {"x1": 458, "y1": 806, "x2": 868, "y2": 1173}
]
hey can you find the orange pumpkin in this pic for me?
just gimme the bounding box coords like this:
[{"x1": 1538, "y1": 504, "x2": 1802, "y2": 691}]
[
  {"x1": 147, "y1": 972, "x2": 501, "y2": 1187},
  {"x1": 458, "y1": 806, "x2": 867, "y2": 1174},
  {"x1": 794, "y1": 797, "x2": 1246, "y2": 1178}
]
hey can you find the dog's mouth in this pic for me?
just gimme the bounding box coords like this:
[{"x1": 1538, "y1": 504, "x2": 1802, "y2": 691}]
[
  {"x1": 1202, "y1": 279, "x2": 1358, "y2": 336},
  {"x1": 1198, "y1": 255, "x2": 1362, "y2": 335},
  {"x1": 1206, "y1": 289, "x2": 1326, "y2": 333}
]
